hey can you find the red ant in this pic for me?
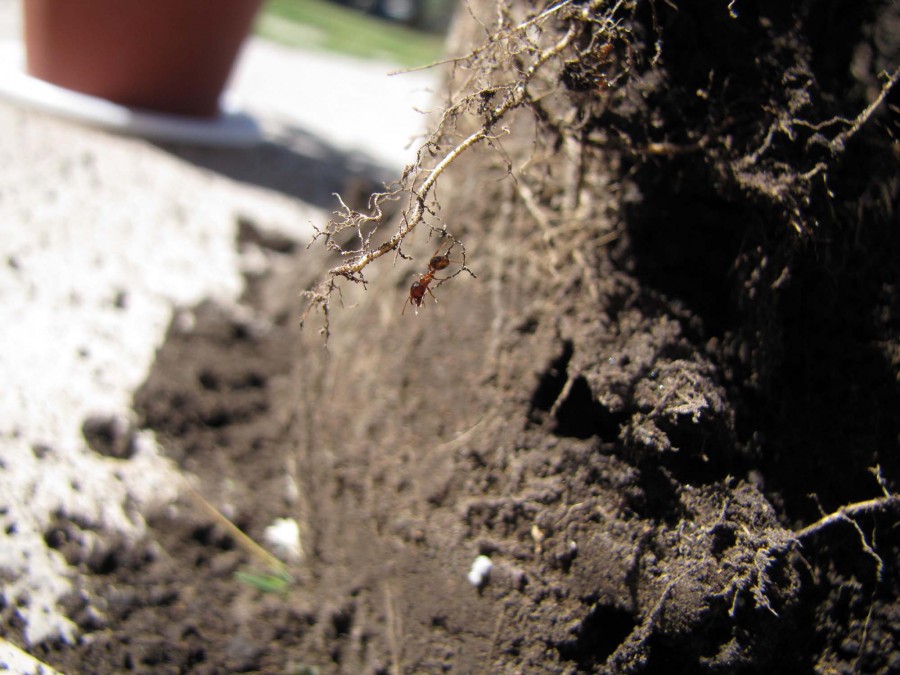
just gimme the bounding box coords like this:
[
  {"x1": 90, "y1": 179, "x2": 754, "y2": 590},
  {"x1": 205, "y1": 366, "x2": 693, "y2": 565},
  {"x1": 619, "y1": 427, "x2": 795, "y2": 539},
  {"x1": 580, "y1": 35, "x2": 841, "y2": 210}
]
[{"x1": 402, "y1": 240, "x2": 456, "y2": 316}]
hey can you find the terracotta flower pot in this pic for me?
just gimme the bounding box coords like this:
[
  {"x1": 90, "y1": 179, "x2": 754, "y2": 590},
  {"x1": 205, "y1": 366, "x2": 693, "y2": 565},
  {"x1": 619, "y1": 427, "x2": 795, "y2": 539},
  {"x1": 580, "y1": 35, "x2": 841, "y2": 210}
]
[{"x1": 23, "y1": 0, "x2": 264, "y2": 118}]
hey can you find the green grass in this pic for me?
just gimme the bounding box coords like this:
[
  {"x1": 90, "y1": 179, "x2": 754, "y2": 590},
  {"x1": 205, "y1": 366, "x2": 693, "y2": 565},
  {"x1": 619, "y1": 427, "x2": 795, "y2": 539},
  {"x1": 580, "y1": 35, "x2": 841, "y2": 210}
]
[{"x1": 257, "y1": 0, "x2": 445, "y2": 68}]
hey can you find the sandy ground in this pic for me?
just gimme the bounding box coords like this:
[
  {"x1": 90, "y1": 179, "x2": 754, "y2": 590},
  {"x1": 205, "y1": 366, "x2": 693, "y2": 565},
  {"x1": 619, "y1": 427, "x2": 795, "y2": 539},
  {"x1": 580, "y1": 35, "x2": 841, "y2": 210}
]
[{"x1": 0, "y1": 0, "x2": 437, "y2": 666}]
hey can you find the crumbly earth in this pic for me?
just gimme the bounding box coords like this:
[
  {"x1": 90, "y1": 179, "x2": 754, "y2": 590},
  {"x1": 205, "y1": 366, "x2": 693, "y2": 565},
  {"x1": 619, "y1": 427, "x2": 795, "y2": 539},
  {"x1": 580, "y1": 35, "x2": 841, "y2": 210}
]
[{"x1": 7, "y1": 0, "x2": 899, "y2": 673}]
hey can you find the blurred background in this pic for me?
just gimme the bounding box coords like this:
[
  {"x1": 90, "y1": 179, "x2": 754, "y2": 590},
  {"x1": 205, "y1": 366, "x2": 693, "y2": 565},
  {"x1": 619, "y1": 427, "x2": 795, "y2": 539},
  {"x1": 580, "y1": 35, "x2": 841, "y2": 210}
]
[
  {"x1": 259, "y1": 0, "x2": 456, "y2": 64},
  {"x1": 0, "y1": 0, "x2": 457, "y2": 663}
]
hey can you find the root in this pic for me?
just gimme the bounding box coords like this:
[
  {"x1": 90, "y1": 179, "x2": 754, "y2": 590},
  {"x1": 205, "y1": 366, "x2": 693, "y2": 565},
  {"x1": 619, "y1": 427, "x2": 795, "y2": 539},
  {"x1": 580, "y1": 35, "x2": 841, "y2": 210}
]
[
  {"x1": 384, "y1": 584, "x2": 403, "y2": 675},
  {"x1": 300, "y1": 0, "x2": 629, "y2": 338},
  {"x1": 794, "y1": 493, "x2": 897, "y2": 583},
  {"x1": 608, "y1": 472, "x2": 897, "y2": 666},
  {"x1": 809, "y1": 65, "x2": 900, "y2": 156},
  {"x1": 606, "y1": 564, "x2": 700, "y2": 671}
]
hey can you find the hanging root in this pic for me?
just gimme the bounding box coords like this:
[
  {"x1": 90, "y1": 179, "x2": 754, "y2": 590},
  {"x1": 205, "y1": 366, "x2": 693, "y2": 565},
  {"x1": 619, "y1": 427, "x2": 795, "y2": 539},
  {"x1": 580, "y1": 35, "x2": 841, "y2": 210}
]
[{"x1": 300, "y1": 0, "x2": 630, "y2": 338}]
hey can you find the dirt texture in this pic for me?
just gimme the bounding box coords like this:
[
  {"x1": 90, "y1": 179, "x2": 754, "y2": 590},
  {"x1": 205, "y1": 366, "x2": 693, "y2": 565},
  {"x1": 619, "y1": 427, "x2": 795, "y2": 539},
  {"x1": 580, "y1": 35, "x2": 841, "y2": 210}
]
[{"x1": 19, "y1": 0, "x2": 900, "y2": 673}]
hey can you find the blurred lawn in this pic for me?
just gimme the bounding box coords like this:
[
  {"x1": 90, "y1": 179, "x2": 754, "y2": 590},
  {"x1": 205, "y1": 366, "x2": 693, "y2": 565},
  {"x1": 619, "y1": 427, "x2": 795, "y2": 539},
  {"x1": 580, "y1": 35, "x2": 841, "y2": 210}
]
[{"x1": 257, "y1": 0, "x2": 446, "y2": 67}]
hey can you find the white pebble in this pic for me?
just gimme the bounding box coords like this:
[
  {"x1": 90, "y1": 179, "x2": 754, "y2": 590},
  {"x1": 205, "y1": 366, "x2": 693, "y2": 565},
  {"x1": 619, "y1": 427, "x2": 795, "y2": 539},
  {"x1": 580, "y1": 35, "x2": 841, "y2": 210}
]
[
  {"x1": 263, "y1": 517, "x2": 302, "y2": 562},
  {"x1": 467, "y1": 554, "x2": 493, "y2": 587}
]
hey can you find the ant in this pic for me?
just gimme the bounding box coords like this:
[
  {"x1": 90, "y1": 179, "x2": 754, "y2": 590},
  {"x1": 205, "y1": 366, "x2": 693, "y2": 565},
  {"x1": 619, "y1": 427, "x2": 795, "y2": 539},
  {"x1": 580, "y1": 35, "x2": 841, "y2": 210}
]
[{"x1": 402, "y1": 240, "x2": 457, "y2": 316}]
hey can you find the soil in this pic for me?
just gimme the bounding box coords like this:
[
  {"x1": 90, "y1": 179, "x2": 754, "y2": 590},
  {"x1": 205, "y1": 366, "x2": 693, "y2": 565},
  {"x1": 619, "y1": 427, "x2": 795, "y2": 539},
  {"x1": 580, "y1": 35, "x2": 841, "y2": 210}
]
[{"x1": 12, "y1": 0, "x2": 899, "y2": 673}]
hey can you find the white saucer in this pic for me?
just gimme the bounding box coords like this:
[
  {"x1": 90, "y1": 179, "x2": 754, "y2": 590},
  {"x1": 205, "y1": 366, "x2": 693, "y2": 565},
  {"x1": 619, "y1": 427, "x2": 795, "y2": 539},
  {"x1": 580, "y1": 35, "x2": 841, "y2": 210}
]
[{"x1": 0, "y1": 40, "x2": 262, "y2": 147}]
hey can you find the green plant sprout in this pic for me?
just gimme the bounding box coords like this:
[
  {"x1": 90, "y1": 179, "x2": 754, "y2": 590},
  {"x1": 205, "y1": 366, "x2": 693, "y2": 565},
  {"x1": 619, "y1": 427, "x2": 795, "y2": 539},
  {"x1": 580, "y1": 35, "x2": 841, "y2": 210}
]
[{"x1": 234, "y1": 568, "x2": 293, "y2": 595}]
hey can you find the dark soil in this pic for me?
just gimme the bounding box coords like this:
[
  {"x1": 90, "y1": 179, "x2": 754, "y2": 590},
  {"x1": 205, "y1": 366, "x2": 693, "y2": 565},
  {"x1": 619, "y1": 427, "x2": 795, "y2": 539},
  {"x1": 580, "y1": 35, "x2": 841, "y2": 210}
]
[{"x1": 14, "y1": 0, "x2": 900, "y2": 673}]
